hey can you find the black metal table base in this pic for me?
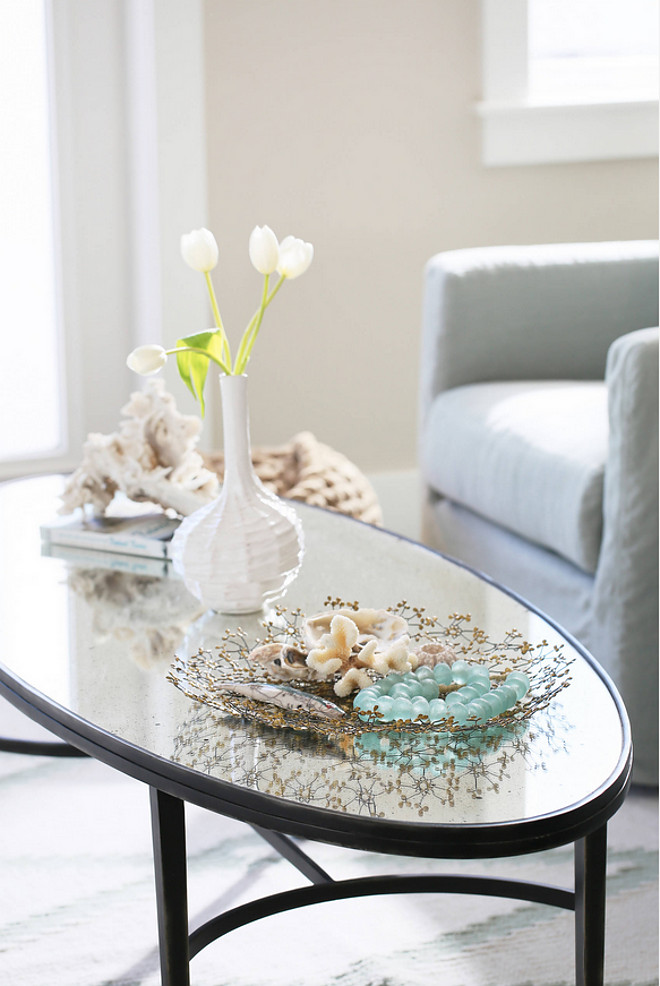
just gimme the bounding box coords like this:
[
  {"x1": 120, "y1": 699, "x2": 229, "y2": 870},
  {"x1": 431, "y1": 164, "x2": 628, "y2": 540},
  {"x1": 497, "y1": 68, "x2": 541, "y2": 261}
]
[
  {"x1": 0, "y1": 735, "x2": 86, "y2": 756},
  {"x1": 149, "y1": 788, "x2": 608, "y2": 986}
]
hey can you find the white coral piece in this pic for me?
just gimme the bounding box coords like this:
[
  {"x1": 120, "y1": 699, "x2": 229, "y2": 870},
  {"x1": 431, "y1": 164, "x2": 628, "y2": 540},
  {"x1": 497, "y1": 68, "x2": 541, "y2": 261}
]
[
  {"x1": 306, "y1": 613, "x2": 419, "y2": 696},
  {"x1": 367, "y1": 637, "x2": 417, "y2": 675},
  {"x1": 334, "y1": 667, "x2": 373, "y2": 698},
  {"x1": 306, "y1": 614, "x2": 357, "y2": 676},
  {"x1": 59, "y1": 379, "x2": 220, "y2": 517}
]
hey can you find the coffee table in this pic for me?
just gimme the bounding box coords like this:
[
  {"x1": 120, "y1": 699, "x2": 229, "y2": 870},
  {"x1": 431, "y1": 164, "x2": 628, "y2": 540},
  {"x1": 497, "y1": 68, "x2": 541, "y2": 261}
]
[{"x1": 0, "y1": 476, "x2": 632, "y2": 986}]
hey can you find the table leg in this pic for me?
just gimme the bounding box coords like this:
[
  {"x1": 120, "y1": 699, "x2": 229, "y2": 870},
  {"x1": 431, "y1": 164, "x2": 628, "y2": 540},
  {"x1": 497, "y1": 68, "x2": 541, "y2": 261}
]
[
  {"x1": 150, "y1": 788, "x2": 190, "y2": 986},
  {"x1": 575, "y1": 824, "x2": 607, "y2": 986}
]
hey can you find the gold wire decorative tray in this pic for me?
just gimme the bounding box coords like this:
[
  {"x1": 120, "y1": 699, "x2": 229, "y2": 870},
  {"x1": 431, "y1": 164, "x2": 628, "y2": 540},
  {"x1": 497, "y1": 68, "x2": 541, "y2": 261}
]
[{"x1": 167, "y1": 598, "x2": 573, "y2": 739}]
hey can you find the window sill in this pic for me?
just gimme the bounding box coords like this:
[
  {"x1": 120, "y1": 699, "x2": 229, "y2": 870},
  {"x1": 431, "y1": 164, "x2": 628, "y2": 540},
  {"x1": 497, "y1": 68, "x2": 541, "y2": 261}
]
[{"x1": 476, "y1": 97, "x2": 658, "y2": 167}]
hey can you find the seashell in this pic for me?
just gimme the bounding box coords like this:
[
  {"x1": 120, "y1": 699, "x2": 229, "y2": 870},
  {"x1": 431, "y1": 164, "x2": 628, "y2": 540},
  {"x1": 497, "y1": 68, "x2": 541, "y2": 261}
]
[
  {"x1": 304, "y1": 608, "x2": 408, "y2": 650},
  {"x1": 413, "y1": 640, "x2": 457, "y2": 668},
  {"x1": 248, "y1": 641, "x2": 314, "y2": 681},
  {"x1": 212, "y1": 680, "x2": 345, "y2": 719}
]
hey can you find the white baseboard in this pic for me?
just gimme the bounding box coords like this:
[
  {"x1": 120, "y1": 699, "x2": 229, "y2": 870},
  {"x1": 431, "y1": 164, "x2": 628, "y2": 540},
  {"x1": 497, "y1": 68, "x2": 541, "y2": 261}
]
[{"x1": 366, "y1": 468, "x2": 423, "y2": 542}]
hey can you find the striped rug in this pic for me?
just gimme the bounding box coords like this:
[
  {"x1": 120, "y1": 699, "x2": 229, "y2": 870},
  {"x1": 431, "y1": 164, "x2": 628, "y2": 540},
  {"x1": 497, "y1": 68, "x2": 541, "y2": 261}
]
[{"x1": 0, "y1": 752, "x2": 656, "y2": 986}]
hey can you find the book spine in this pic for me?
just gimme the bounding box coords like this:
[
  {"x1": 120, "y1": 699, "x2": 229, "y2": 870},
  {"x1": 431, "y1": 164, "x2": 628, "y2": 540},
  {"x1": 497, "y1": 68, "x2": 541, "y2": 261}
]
[{"x1": 41, "y1": 527, "x2": 170, "y2": 560}]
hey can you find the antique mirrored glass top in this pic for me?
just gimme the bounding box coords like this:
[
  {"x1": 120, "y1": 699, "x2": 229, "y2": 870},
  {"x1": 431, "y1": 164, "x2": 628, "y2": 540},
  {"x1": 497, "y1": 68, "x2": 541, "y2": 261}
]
[{"x1": 0, "y1": 477, "x2": 628, "y2": 829}]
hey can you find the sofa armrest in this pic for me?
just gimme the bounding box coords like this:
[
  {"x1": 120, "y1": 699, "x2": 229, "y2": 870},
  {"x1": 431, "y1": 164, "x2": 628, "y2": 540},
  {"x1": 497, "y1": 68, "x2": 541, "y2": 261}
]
[
  {"x1": 597, "y1": 325, "x2": 659, "y2": 595},
  {"x1": 591, "y1": 326, "x2": 659, "y2": 772},
  {"x1": 419, "y1": 241, "x2": 659, "y2": 426}
]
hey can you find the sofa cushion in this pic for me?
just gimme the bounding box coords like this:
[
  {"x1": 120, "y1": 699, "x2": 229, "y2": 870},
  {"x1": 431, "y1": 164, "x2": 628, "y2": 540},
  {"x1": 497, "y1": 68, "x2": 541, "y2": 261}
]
[{"x1": 421, "y1": 380, "x2": 608, "y2": 573}]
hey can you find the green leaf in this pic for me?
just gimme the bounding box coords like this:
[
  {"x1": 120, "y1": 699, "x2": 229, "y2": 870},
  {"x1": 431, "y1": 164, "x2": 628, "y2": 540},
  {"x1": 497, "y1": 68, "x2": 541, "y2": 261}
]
[{"x1": 174, "y1": 330, "x2": 226, "y2": 417}]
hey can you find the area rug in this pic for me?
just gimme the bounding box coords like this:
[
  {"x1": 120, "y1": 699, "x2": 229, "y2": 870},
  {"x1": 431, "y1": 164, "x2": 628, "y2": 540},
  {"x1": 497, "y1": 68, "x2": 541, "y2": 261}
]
[{"x1": 0, "y1": 752, "x2": 656, "y2": 986}]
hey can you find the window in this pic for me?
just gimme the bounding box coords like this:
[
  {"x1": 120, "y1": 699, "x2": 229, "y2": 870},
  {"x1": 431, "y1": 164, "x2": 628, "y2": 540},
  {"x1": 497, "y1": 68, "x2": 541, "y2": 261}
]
[
  {"x1": 529, "y1": 0, "x2": 659, "y2": 103},
  {"x1": 478, "y1": 0, "x2": 659, "y2": 166},
  {"x1": 0, "y1": 0, "x2": 63, "y2": 463},
  {"x1": 0, "y1": 0, "x2": 211, "y2": 480}
]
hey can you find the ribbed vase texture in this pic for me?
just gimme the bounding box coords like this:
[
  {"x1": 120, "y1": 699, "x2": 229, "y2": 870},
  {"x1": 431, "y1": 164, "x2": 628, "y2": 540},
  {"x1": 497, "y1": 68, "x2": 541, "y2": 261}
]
[{"x1": 170, "y1": 374, "x2": 304, "y2": 614}]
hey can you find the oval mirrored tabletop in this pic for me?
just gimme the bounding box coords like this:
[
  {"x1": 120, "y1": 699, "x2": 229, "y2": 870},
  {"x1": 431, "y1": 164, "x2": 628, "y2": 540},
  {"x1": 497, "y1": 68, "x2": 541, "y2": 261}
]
[{"x1": 0, "y1": 476, "x2": 631, "y2": 856}]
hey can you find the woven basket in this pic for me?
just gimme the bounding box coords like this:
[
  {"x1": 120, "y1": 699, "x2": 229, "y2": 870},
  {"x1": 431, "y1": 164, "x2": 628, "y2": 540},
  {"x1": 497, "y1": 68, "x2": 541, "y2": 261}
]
[{"x1": 203, "y1": 431, "x2": 382, "y2": 526}]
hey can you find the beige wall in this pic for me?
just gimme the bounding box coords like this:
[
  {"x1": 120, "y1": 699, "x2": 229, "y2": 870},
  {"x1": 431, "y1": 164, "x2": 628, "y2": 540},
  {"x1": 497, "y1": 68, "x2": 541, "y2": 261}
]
[{"x1": 203, "y1": 0, "x2": 657, "y2": 472}]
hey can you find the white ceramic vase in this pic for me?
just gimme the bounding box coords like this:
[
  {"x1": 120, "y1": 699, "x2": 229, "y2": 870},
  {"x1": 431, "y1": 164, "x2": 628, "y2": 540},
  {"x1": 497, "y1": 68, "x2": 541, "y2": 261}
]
[{"x1": 170, "y1": 374, "x2": 304, "y2": 614}]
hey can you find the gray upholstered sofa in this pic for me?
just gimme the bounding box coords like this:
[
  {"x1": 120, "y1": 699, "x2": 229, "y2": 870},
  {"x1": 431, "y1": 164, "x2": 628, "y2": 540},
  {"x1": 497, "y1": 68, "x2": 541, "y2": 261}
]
[{"x1": 419, "y1": 241, "x2": 659, "y2": 785}]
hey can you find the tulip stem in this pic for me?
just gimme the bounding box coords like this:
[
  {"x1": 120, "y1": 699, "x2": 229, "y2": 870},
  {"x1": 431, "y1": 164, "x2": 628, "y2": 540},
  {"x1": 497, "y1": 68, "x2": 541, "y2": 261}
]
[
  {"x1": 204, "y1": 271, "x2": 231, "y2": 367},
  {"x1": 166, "y1": 345, "x2": 231, "y2": 376},
  {"x1": 233, "y1": 316, "x2": 258, "y2": 376},
  {"x1": 235, "y1": 274, "x2": 271, "y2": 373},
  {"x1": 235, "y1": 275, "x2": 286, "y2": 374},
  {"x1": 265, "y1": 276, "x2": 285, "y2": 306}
]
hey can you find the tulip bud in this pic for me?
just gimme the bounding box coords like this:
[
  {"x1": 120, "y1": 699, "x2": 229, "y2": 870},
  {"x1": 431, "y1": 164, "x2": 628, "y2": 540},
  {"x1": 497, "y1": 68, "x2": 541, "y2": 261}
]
[
  {"x1": 276, "y1": 235, "x2": 314, "y2": 279},
  {"x1": 126, "y1": 345, "x2": 168, "y2": 375},
  {"x1": 249, "y1": 225, "x2": 280, "y2": 275},
  {"x1": 180, "y1": 228, "x2": 219, "y2": 272}
]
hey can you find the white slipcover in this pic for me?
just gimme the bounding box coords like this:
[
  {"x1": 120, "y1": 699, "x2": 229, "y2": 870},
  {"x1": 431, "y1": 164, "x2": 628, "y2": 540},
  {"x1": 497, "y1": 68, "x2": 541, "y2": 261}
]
[{"x1": 419, "y1": 241, "x2": 659, "y2": 785}]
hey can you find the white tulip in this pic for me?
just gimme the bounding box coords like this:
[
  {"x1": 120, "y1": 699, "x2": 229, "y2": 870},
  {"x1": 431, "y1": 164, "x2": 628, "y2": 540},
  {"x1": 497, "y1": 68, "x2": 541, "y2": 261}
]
[
  {"x1": 126, "y1": 344, "x2": 168, "y2": 375},
  {"x1": 276, "y1": 235, "x2": 314, "y2": 279},
  {"x1": 249, "y1": 225, "x2": 280, "y2": 274},
  {"x1": 180, "y1": 228, "x2": 219, "y2": 272}
]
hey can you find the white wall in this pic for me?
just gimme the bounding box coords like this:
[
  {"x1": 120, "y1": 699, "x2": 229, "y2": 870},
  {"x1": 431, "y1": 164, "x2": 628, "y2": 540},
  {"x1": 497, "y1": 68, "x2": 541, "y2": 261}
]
[{"x1": 203, "y1": 0, "x2": 657, "y2": 473}]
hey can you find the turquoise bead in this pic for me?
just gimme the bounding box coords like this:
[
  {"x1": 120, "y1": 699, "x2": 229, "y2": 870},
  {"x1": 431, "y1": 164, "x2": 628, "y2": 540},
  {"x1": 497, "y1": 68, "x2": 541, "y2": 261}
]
[
  {"x1": 390, "y1": 683, "x2": 413, "y2": 699},
  {"x1": 495, "y1": 684, "x2": 518, "y2": 710},
  {"x1": 449, "y1": 703, "x2": 469, "y2": 724},
  {"x1": 451, "y1": 660, "x2": 472, "y2": 684},
  {"x1": 456, "y1": 685, "x2": 480, "y2": 702},
  {"x1": 467, "y1": 698, "x2": 491, "y2": 721},
  {"x1": 484, "y1": 688, "x2": 509, "y2": 715},
  {"x1": 480, "y1": 692, "x2": 505, "y2": 716},
  {"x1": 411, "y1": 696, "x2": 430, "y2": 719},
  {"x1": 467, "y1": 678, "x2": 490, "y2": 697},
  {"x1": 353, "y1": 691, "x2": 378, "y2": 713},
  {"x1": 373, "y1": 695, "x2": 394, "y2": 718},
  {"x1": 414, "y1": 666, "x2": 435, "y2": 680},
  {"x1": 391, "y1": 697, "x2": 414, "y2": 721},
  {"x1": 506, "y1": 671, "x2": 530, "y2": 700},
  {"x1": 419, "y1": 679, "x2": 440, "y2": 701},
  {"x1": 428, "y1": 699, "x2": 448, "y2": 722},
  {"x1": 433, "y1": 663, "x2": 452, "y2": 685},
  {"x1": 446, "y1": 690, "x2": 467, "y2": 707}
]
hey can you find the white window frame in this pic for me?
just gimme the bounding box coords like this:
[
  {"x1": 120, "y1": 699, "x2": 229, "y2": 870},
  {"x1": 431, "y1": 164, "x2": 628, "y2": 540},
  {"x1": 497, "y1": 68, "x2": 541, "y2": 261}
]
[
  {"x1": 0, "y1": 0, "x2": 212, "y2": 480},
  {"x1": 477, "y1": 0, "x2": 659, "y2": 166}
]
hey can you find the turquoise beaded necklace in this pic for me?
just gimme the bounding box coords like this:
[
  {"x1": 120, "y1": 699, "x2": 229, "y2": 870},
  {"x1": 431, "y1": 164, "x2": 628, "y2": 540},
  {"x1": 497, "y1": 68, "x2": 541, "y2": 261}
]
[{"x1": 352, "y1": 659, "x2": 530, "y2": 726}]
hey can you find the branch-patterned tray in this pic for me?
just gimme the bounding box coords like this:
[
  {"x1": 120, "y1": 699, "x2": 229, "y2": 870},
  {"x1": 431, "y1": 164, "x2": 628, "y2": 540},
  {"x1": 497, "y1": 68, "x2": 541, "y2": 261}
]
[{"x1": 167, "y1": 598, "x2": 573, "y2": 739}]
